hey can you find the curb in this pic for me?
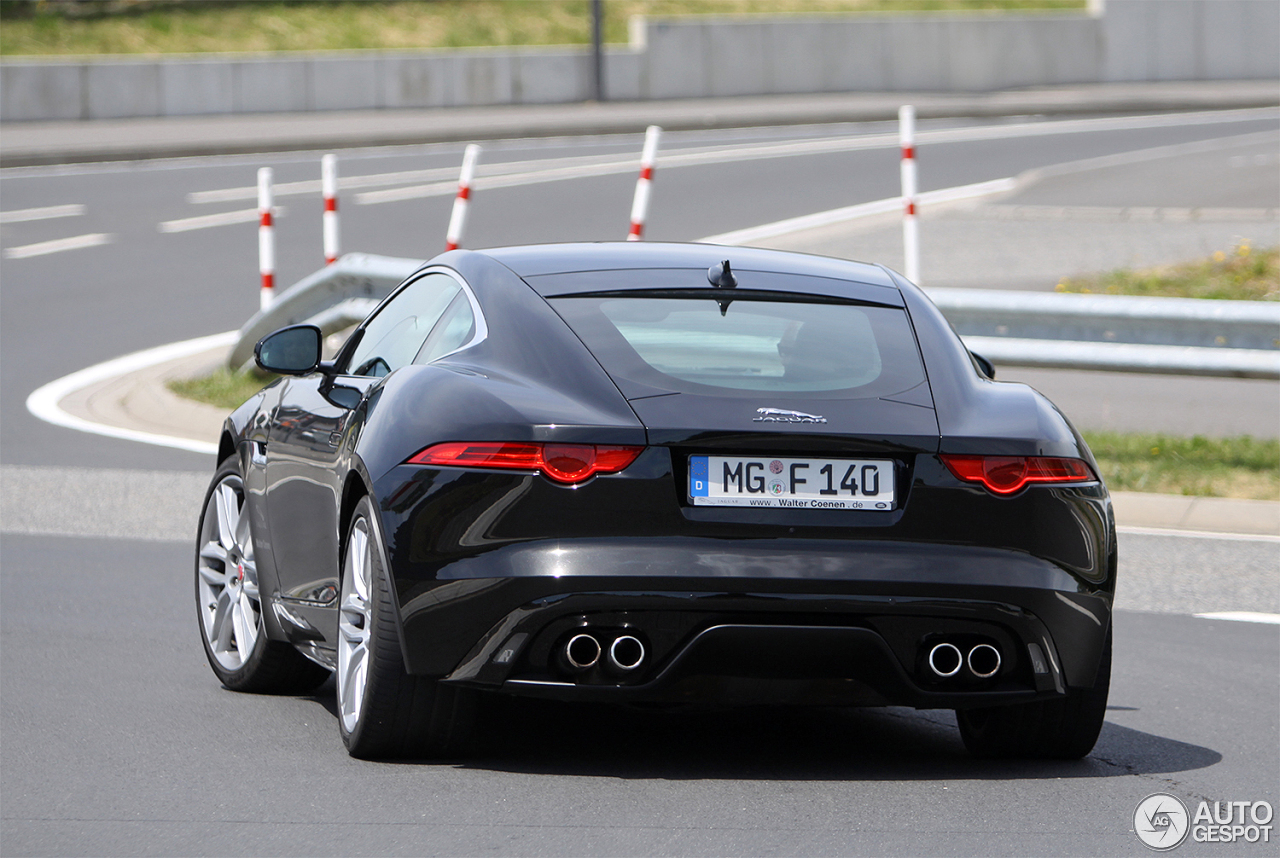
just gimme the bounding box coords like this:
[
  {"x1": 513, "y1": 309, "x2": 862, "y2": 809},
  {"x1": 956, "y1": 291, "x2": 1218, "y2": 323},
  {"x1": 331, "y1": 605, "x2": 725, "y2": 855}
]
[
  {"x1": 27, "y1": 335, "x2": 1280, "y2": 539},
  {"x1": 2, "y1": 82, "x2": 1277, "y2": 168}
]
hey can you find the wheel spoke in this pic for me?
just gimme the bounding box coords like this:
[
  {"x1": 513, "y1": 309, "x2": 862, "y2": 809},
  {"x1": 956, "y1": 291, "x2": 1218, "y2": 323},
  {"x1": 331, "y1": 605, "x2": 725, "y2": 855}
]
[
  {"x1": 240, "y1": 559, "x2": 259, "y2": 599},
  {"x1": 198, "y1": 555, "x2": 228, "y2": 587},
  {"x1": 339, "y1": 645, "x2": 366, "y2": 723},
  {"x1": 349, "y1": 527, "x2": 369, "y2": 602},
  {"x1": 234, "y1": 505, "x2": 253, "y2": 559},
  {"x1": 210, "y1": 590, "x2": 234, "y2": 652},
  {"x1": 215, "y1": 484, "x2": 240, "y2": 551},
  {"x1": 236, "y1": 591, "x2": 259, "y2": 654},
  {"x1": 338, "y1": 516, "x2": 377, "y2": 733},
  {"x1": 199, "y1": 540, "x2": 229, "y2": 566}
]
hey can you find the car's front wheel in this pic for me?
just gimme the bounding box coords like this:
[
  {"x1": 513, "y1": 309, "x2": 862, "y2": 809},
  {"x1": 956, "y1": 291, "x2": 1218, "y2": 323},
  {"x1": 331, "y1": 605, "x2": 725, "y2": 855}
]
[
  {"x1": 196, "y1": 455, "x2": 329, "y2": 693},
  {"x1": 955, "y1": 629, "x2": 1111, "y2": 759},
  {"x1": 337, "y1": 495, "x2": 476, "y2": 759}
]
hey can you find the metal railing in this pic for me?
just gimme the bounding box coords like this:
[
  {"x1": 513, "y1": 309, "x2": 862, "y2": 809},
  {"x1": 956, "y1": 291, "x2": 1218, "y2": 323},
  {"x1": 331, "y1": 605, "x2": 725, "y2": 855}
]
[{"x1": 230, "y1": 255, "x2": 1280, "y2": 379}]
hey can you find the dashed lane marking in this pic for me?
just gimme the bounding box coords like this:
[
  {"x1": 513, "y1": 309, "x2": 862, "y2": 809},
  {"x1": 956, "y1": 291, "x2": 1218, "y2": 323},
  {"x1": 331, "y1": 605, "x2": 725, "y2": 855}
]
[
  {"x1": 1118, "y1": 525, "x2": 1280, "y2": 544},
  {"x1": 159, "y1": 206, "x2": 284, "y2": 233},
  {"x1": 1193, "y1": 612, "x2": 1280, "y2": 624},
  {"x1": 3, "y1": 232, "x2": 112, "y2": 259},
  {"x1": 180, "y1": 107, "x2": 1278, "y2": 207},
  {"x1": 0, "y1": 203, "x2": 85, "y2": 223}
]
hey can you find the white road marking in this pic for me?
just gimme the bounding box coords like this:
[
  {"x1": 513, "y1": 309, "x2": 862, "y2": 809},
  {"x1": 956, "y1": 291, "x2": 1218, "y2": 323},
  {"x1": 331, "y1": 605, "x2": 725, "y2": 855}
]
[
  {"x1": 697, "y1": 177, "x2": 1017, "y2": 244},
  {"x1": 188, "y1": 169, "x2": 457, "y2": 204},
  {"x1": 3, "y1": 232, "x2": 112, "y2": 259},
  {"x1": 696, "y1": 131, "x2": 1276, "y2": 245},
  {"x1": 159, "y1": 206, "x2": 284, "y2": 233},
  {"x1": 1193, "y1": 611, "x2": 1280, "y2": 624},
  {"x1": 177, "y1": 108, "x2": 1276, "y2": 208},
  {"x1": 25, "y1": 331, "x2": 232, "y2": 456},
  {"x1": 1117, "y1": 525, "x2": 1280, "y2": 544},
  {"x1": 1020, "y1": 129, "x2": 1280, "y2": 182},
  {"x1": 0, "y1": 203, "x2": 85, "y2": 223}
]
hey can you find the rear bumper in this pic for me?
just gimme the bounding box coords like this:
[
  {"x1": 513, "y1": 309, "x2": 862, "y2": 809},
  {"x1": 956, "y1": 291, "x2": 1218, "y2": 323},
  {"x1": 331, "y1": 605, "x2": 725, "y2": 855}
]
[
  {"x1": 437, "y1": 589, "x2": 1105, "y2": 710},
  {"x1": 385, "y1": 538, "x2": 1111, "y2": 707},
  {"x1": 373, "y1": 464, "x2": 1114, "y2": 709}
]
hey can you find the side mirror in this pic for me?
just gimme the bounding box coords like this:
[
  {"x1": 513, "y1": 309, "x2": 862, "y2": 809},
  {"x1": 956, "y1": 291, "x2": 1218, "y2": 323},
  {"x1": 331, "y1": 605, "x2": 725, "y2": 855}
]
[
  {"x1": 255, "y1": 325, "x2": 322, "y2": 375},
  {"x1": 970, "y1": 351, "x2": 996, "y2": 380}
]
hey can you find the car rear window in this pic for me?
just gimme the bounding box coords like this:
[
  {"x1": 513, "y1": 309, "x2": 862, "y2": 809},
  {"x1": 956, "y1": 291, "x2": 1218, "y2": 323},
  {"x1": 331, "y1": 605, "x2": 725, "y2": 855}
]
[{"x1": 550, "y1": 295, "x2": 926, "y2": 398}]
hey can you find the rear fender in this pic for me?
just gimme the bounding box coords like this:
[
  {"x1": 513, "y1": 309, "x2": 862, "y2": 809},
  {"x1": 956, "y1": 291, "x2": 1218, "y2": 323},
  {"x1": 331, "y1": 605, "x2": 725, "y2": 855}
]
[{"x1": 890, "y1": 269, "x2": 1090, "y2": 461}]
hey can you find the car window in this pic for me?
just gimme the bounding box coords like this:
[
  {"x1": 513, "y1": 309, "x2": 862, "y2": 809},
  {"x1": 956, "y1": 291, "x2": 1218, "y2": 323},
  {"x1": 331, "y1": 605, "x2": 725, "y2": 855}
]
[
  {"x1": 550, "y1": 296, "x2": 926, "y2": 397},
  {"x1": 415, "y1": 290, "x2": 476, "y2": 364},
  {"x1": 345, "y1": 273, "x2": 460, "y2": 377}
]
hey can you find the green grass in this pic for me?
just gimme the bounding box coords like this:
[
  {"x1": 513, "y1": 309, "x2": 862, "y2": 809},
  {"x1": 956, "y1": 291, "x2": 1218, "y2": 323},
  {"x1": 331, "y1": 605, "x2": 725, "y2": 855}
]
[
  {"x1": 168, "y1": 366, "x2": 278, "y2": 411},
  {"x1": 0, "y1": 0, "x2": 1088, "y2": 56},
  {"x1": 1056, "y1": 243, "x2": 1280, "y2": 302},
  {"x1": 1082, "y1": 431, "x2": 1279, "y2": 501}
]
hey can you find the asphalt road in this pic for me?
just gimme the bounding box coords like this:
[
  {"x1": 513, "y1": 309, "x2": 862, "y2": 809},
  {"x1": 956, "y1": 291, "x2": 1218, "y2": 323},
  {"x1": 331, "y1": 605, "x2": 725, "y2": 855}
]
[
  {"x1": 1, "y1": 109, "x2": 1278, "y2": 857},
  {"x1": 1, "y1": 533, "x2": 1275, "y2": 857}
]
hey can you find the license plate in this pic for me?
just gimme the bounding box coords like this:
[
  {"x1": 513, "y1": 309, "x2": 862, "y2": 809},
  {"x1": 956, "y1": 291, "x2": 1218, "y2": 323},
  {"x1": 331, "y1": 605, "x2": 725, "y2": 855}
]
[{"x1": 689, "y1": 455, "x2": 896, "y2": 510}]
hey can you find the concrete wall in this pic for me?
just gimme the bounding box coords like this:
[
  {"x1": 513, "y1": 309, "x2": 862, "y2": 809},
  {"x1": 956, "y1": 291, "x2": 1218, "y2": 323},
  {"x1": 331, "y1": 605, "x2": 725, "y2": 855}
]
[
  {"x1": 1101, "y1": 0, "x2": 1280, "y2": 81},
  {"x1": 0, "y1": 46, "x2": 604, "y2": 120},
  {"x1": 2, "y1": 0, "x2": 1276, "y2": 122},
  {"x1": 638, "y1": 13, "x2": 1104, "y2": 97}
]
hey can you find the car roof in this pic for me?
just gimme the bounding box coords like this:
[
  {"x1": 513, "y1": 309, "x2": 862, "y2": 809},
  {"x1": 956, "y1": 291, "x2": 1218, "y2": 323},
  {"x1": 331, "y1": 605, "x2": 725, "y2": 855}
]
[{"x1": 481, "y1": 242, "x2": 899, "y2": 290}]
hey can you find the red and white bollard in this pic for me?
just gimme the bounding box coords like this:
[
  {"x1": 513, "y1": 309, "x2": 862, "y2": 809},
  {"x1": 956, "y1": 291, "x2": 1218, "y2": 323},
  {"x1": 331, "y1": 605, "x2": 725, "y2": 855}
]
[
  {"x1": 258, "y1": 167, "x2": 275, "y2": 310},
  {"x1": 899, "y1": 105, "x2": 920, "y2": 284},
  {"x1": 445, "y1": 144, "x2": 481, "y2": 252},
  {"x1": 322, "y1": 153, "x2": 339, "y2": 265},
  {"x1": 627, "y1": 125, "x2": 662, "y2": 241}
]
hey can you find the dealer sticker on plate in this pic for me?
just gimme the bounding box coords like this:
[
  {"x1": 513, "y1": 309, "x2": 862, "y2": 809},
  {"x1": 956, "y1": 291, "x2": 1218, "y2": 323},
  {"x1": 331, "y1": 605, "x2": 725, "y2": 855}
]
[{"x1": 689, "y1": 455, "x2": 895, "y2": 510}]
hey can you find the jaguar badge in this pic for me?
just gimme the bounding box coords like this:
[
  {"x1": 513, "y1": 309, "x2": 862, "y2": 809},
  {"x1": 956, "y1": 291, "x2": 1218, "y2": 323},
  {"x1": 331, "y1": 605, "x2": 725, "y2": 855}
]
[{"x1": 754, "y1": 407, "x2": 827, "y2": 424}]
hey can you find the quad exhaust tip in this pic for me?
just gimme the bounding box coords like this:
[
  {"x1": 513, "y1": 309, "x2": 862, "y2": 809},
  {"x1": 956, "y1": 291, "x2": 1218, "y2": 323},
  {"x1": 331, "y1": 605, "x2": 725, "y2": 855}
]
[
  {"x1": 967, "y1": 643, "x2": 1002, "y2": 679},
  {"x1": 927, "y1": 642, "x2": 963, "y2": 678},
  {"x1": 926, "y1": 641, "x2": 1003, "y2": 679},
  {"x1": 608, "y1": 635, "x2": 646, "y2": 672},
  {"x1": 565, "y1": 633, "x2": 602, "y2": 670}
]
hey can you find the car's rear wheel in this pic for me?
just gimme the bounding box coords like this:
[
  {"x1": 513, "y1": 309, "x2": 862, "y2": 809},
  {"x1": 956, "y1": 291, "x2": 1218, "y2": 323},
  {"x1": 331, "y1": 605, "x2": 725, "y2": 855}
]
[
  {"x1": 337, "y1": 496, "x2": 476, "y2": 759},
  {"x1": 955, "y1": 629, "x2": 1111, "y2": 759},
  {"x1": 196, "y1": 456, "x2": 329, "y2": 693}
]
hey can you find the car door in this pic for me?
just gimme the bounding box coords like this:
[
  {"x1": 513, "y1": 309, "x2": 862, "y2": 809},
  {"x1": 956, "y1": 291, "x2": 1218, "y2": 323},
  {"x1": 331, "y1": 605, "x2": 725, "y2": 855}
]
[{"x1": 264, "y1": 271, "x2": 468, "y2": 633}]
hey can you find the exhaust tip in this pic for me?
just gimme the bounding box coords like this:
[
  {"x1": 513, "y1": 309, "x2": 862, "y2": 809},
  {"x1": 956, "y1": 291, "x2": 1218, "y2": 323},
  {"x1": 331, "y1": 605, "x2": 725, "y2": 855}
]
[
  {"x1": 967, "y1": 643, "x2": 1002, "y2": 679},
  {"x1": 608, "y1": 635, "x2": 645, "y2": 672},
  {"x1": 927, "y1": 642, "x2": 963, "y2": 678},
  {"x1": 565, "y1": 633, "x2": 601, "y2": 670}
]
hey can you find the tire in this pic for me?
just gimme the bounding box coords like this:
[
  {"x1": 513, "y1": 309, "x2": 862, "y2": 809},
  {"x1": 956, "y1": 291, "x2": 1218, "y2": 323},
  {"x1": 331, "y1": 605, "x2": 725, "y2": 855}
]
[
  {"x1": 195, "y1": 455, "x2": 330, "y2": 694},
  {"x1": 956, "y1": 629, "x2": 1111, "y2": 760},
  {"x1": 337, "y1": 496, "x2": 476, "y2": 760}
]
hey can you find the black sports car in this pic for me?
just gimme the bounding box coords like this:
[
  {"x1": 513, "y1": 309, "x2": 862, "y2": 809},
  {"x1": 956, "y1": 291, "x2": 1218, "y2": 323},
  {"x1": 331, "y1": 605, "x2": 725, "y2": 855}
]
[{"x1": 195, "y1": 242, "x2": 1115, "y2": 760}]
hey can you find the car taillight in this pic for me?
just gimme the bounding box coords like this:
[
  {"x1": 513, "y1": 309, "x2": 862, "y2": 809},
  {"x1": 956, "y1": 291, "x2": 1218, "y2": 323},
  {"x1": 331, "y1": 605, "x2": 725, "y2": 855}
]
[
  {"x1": 940, "y1": 455, "x2": 1094, "y2": 495},
  {"x1": 406, "y1": 442, "x2": 645, "y2": 484}
]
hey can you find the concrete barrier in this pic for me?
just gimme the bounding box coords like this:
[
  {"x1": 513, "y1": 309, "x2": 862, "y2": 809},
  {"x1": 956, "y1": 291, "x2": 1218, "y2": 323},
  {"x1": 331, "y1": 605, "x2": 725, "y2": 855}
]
[{"x1": 3, "y1": 0, "x2": 1277, "y2": 122}]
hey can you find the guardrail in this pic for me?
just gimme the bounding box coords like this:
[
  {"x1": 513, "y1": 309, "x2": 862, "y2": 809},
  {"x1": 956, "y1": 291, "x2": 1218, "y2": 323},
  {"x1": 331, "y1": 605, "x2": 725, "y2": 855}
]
[
  {"x1": 227, "y1": 253, "x2": 422, "y2": 369},
  {"x1": 229, "y1": 255, "x2": 1280, "y2": 379},
  {"x1": 932, "y1": 287, "x2": 1280, "y2": 379}
]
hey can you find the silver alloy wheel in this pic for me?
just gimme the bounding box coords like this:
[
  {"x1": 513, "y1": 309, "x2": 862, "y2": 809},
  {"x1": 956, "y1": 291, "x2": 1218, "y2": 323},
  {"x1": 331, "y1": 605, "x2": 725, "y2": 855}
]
[
  {"x1": 197, "y1": 474, "x2": 261, "y2": 670},
  {"x1": 337, "y1": 516, "x2": 373, "y2": 734}
]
